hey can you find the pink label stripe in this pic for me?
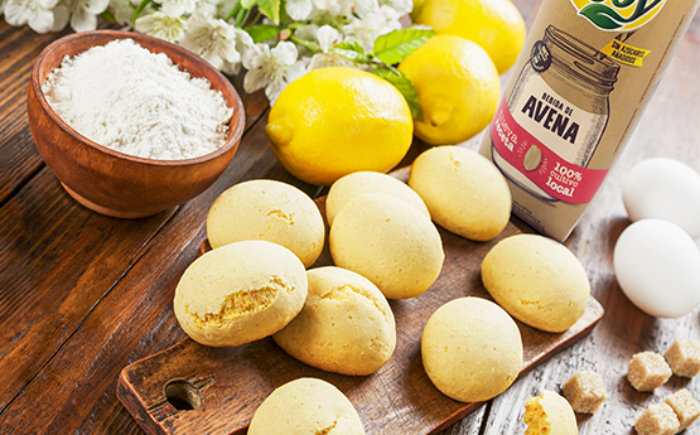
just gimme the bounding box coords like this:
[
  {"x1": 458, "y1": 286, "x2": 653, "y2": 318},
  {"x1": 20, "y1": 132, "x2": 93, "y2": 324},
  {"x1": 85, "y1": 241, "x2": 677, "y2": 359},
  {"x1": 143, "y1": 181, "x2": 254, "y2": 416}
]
[{"x1": 490, "y1": 98, "x2": 608, "y2": 204}]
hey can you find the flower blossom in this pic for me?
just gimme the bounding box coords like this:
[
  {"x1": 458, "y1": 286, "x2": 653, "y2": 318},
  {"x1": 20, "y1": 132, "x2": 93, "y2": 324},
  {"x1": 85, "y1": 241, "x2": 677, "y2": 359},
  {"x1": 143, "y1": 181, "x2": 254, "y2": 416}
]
[
  {"x1": 285, "y1": 0, "x2": 312, "y2": 20},
  {"x1": 4, "y1": 0, "x2": 61, "y2": 33},
  {"x1": 180, "y1": 12, "x2": 251, "y2": 74},
  {"x1": 378, "y1": 0, "x2": 411, "y2": 16},
  {"x1": 343, "y1": 5, "x2": 401, "y2": 51},
  {"x1": 60, "y1": 0, "x2": 110, "y2": 32},
  {"x1": 153, "y1": 0, "x2": 197, "y2": 17},
  {"x1": 135, "y1": 11, "x2": 186, "y2": 42},
  {"x1": 307, "y1": 24, "x2": 356, "y2": 70},
  {"x1": 242, "y1": 41, "x2": 306, "y2": 104}
]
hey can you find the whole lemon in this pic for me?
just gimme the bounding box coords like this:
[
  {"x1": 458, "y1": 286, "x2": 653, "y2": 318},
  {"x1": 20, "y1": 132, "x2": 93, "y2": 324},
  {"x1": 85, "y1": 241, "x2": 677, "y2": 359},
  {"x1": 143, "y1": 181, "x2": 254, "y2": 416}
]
[
  {"x1": 413, "y1": 0, "x2": 525, "y2": 74},
  {"x1": 398, "y1": 35, "x2": 500, "y2": 146},
  {"x1": 265, "y1": 67, "x2": 413, "y2": 186}
]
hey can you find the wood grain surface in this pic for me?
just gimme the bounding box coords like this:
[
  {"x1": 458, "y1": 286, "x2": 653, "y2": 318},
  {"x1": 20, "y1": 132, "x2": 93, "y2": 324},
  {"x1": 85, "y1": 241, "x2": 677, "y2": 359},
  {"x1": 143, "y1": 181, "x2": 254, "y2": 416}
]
[
  {"x1": 0, "y1": 3, "x2": 699, "y2": 435},
  {"x1": 117, "y1": 197, "x2": 603, "y2": 435}
]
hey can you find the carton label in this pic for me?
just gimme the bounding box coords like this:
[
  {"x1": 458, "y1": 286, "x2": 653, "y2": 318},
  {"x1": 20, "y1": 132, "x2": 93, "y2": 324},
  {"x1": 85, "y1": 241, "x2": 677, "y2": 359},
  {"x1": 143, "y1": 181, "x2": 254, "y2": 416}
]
[
  {"x1": 570, "y1": 0, "x2": 666, "y2": 31},
  {"x1": 491, "y1": 96, "x2": 609, "y2": 204},
  {"x1": 600, "y1": 38, "x2": 652, "y2": 66}
]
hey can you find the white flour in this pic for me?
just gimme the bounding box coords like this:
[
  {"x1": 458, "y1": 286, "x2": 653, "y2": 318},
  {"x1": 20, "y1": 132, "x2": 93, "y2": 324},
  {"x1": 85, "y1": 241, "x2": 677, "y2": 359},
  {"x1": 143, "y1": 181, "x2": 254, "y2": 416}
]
[{"x1": 42, "y1": 39, "x2": 233, "y2": 160}]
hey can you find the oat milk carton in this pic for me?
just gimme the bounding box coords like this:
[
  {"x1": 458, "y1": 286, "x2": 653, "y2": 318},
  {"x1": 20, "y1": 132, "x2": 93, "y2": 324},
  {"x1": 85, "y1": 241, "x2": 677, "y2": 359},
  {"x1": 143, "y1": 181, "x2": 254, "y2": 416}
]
[{"x1": 480, "y1": 0, "x2": 700, "y2": 241}]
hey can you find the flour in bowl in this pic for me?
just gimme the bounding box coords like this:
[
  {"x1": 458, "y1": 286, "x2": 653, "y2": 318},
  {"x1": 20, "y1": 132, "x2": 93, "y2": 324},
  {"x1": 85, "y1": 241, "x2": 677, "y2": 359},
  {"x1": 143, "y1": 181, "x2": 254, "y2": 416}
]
[{"x1": 42, "y1": 39, "x2": 233, "y2": 160}]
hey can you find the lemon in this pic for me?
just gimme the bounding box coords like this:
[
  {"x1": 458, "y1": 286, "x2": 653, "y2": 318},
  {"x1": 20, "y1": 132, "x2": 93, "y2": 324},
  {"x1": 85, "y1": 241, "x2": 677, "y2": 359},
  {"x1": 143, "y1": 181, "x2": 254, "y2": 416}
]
[
  {"x1": 265, "y1": 67, "x2": 413, "y2": 186},
  {"x1": 412, "y1": 0, "x2": 525, "y2": 74},
  {"x1": 398, "y1": 35, "x2": 500, "y2": 146}
]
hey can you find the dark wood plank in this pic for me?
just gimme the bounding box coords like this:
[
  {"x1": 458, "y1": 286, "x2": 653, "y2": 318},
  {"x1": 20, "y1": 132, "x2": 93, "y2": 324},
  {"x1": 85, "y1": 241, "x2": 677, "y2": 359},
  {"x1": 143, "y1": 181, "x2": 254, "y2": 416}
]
[
  {"x1": 0, "y1": 112, "x2": 274, "y2": 434},
  {"x1": 116, "y1": 204, "x2": 603, "y2": 435},
  {"x1": 0, "y1": 28, "x2": 269, "y2": 427},
  {"x1": 0, "y1": 24, "x2": 72, "y2": 204}
]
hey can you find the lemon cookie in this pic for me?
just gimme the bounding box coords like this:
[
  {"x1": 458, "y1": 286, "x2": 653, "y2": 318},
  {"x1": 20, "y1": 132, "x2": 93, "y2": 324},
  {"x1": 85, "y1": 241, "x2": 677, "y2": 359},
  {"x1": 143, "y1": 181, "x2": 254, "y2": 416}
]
[
  {"x1": 173, "y1": 240, "x2": 307, "y2": 347},
  {"x1": 326, "y1": 171, "x2": 430, "y2": 226},
  {"x1": 274, "y1": 266, "x2": 396, "y2": 376},
  {"x1": 524, "y1": 390, "x2": 579, "y2": 435},
  {"x1": 481, "y1": 234, "x2": 590, "y2": 333},
  {"x1": 207, "y1": 179, "x2": 324, "y2": 267},
  {"x1": 422, "y1": 297, "x2": 523, "y2": 402},
  {"x1": 408, "y1": 146, "x2": 511, "y2": 242},
  {"x1": 330, "y1": 193, "x2": 444, "y2": 299},
  {"x1": 248, "y1": 378, "x2": 366, "y2": 435}
]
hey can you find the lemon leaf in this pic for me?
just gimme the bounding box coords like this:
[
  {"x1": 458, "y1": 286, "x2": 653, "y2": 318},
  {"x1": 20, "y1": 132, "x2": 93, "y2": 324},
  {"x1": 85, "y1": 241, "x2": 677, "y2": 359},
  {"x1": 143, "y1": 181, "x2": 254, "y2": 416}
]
[
  {"x1": 257, "y1": 0, "x2": 281, "y2": 24},
  {"x1": 245, "y1": 24, "x2": 280, "y2": 43},
  {"x1": 241, "y1": 0, "x2": 256, "y2": 9},
  {"x1": 373, "y1": 29, "x2": 435, "y2": 65},
  {"x1": 331, "y1": 40, "x2": 367, "y2": 64},
  {"x1": 372, "y1": 65, "x2": 423, "y2": 121}
]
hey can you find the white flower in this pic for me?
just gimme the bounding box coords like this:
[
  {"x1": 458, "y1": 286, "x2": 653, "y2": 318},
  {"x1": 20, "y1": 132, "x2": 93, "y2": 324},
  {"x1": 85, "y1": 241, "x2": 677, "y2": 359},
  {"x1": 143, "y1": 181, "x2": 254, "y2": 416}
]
[
  {"x1": 378, "y1": 0, "x2": 410, "y2": 16},
  {"x1": 154, "y1": 0, "x2": 196, "y2": 18},
  {"x1": 51, "y1": 3, "x2": 69, "y2": 30},
  {"x1": 109, "y1": 0, "x2": 139, "y2": 26},
  {"x1": 353, "y1": 0, "x2": 379, "y2": 18},
  {"x1": 62, "y1": 0, "x2": 109, "y2": 32},
  {"x1": 343, "y1": 5, "x2": 401, "y2": 51},
  {"x1": 180, "y1": 12, "x2": 244, "y2": 74},
  {"x1": 193, "y1": 0, "x2": 215, "y2": 14},
  {"x1": 135, "y1": 11, "x2": 186, "y2": 42},
  {"x1": 311, "y1": 0, "x2": 377, "y2": 17},
  {"x1": 285, "y1": 0, "x2": 312, "y2": 20},
  {"x1": 242, "y1": 41, "x2": 306, "y2": 104},
  {"x1": 307, "y1": 24, "x2": 355, "y2": 70},
  {"x1": 311, "y1": 0, "x2": 348, "y2": 16},
  {"x1": 226, "y1": 27, "x2": 254, "y2": 74},
  {"x1": 4, "y1": 0, "x2": 59, "y2": 33}
]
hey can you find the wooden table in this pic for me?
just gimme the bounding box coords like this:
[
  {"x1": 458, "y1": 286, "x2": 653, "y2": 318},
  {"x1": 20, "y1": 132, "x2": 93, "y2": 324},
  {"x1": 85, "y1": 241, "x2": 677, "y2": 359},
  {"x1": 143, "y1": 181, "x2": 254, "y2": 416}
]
[{"x1": 1, "y1": 3, "x2": 699, "y2": 433}]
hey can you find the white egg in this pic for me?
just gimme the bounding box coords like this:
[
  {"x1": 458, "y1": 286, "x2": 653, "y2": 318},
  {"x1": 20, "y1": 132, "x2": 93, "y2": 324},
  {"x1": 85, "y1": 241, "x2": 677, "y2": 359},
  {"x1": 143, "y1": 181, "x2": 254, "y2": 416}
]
[
  {"x1": 613, "y1": 219, "x2": 700, "y2": 318},
  {"x1": 622, "y1": 158, "x2": 700, "y2": 239}
]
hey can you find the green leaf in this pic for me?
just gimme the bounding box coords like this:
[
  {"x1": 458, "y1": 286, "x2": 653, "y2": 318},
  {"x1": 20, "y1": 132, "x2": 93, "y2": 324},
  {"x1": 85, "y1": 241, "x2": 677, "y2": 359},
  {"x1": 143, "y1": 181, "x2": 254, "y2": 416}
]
[
  {"x1": 371, "y1": 65, "x2": 423, "y2": 121},
  {"x1": 330, "y1": 40, "x2": 367, "y2": 64},
  {"x1": 373, "y1": 28, "x2": 435, "y2": 65},
  {"x1": 245, "y1": 24, "x2": 280, "y2": 43},
  {"x1": 579, "y1": 4, "x2": 624, "y2": 30},
  {"x1": 257, "y1": 0, "x2": 281, "y2": 24},
  {"x1": 241, "y1": 0, "x2": 256, "y2": 8}
]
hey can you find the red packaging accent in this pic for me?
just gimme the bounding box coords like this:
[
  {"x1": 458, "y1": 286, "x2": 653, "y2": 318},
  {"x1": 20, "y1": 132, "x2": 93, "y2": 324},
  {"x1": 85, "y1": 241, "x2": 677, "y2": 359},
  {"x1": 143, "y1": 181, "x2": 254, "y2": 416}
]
[{"x1": 491, "y1": 99, "x2": 609, "y2": 204}]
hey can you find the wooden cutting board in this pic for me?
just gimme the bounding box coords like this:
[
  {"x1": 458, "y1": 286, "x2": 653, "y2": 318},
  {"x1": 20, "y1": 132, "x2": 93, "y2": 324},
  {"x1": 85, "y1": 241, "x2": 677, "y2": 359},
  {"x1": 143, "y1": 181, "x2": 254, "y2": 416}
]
[{"x1": 117, "y1": 171, "x2": 604, "y2": 435}]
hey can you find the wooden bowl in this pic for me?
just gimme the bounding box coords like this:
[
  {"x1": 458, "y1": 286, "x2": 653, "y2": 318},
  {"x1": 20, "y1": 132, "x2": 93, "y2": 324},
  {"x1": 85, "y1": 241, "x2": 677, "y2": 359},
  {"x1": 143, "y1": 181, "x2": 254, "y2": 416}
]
[{"x1": 28, "y1": 30, "x2": 245, "y2": 218}]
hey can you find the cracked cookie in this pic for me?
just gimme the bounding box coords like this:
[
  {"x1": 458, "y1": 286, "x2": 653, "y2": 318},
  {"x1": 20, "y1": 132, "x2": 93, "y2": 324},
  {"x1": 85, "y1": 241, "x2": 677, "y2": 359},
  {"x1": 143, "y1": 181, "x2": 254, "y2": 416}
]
[
  {"x1": 173, "y1": 240, "x2": 307, "y2": 347},
  {"x1": 274, "y1": 266, "x2": 396, "y2": 376}
]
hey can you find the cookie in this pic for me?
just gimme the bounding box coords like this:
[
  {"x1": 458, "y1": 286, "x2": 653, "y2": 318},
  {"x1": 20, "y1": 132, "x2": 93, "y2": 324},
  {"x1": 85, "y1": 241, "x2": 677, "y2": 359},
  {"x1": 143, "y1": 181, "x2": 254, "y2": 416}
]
[
  {"x1": 330, "y1": 193, "x2": 444, "y2": 299},
  {"x1": 326, "y1": 171, "x2": 430, "y2": 226},
  {"x1": 248, "y1": 378, "x2": 365, "y2": 435},
  {"x1": 274, "y1": 266, "x2": 396, "y2": 376},
  {"x1": 422, "y1": 297, "x2": 523, "y2": 402},
  {"x1": 173, "y1": 240, "x2": 307, "y2": 347},
  {"x1": 481, "y1": 234, "x2": 590, "y2": 333},
  {"x1": 207, "y1": 179, "x2": 324, "y2": 267},
  {"x1": 408, "y1": 146, "x2": 511, "y2": 241}
]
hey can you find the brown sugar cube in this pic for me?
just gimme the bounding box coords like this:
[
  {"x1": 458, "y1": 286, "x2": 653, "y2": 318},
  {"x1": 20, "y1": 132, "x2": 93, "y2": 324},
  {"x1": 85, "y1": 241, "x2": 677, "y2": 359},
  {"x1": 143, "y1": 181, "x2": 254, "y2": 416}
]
[
  {"x1": 664, "y1": 339, "x2": 700, "y2": 378},
  {"x1": 634, "y1": 403, "x2": 680, "y2": 435},
  {"x1": 665, "y1": 388, "x2": 700, "y2": 431},
  {"x1": 561, "y1": 371, "x2": 607, "y2": 414},
  {"x1": 627, "y1": 351, "x2": 672, "y2": 392}
]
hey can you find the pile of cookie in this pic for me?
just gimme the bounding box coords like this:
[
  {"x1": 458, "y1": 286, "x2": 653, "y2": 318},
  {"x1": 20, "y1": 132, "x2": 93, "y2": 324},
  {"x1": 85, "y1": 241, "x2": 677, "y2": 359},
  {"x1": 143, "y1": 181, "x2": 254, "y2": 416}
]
[{"x1": 171, "y1": 146, "x2": 597, "y2": 433}]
